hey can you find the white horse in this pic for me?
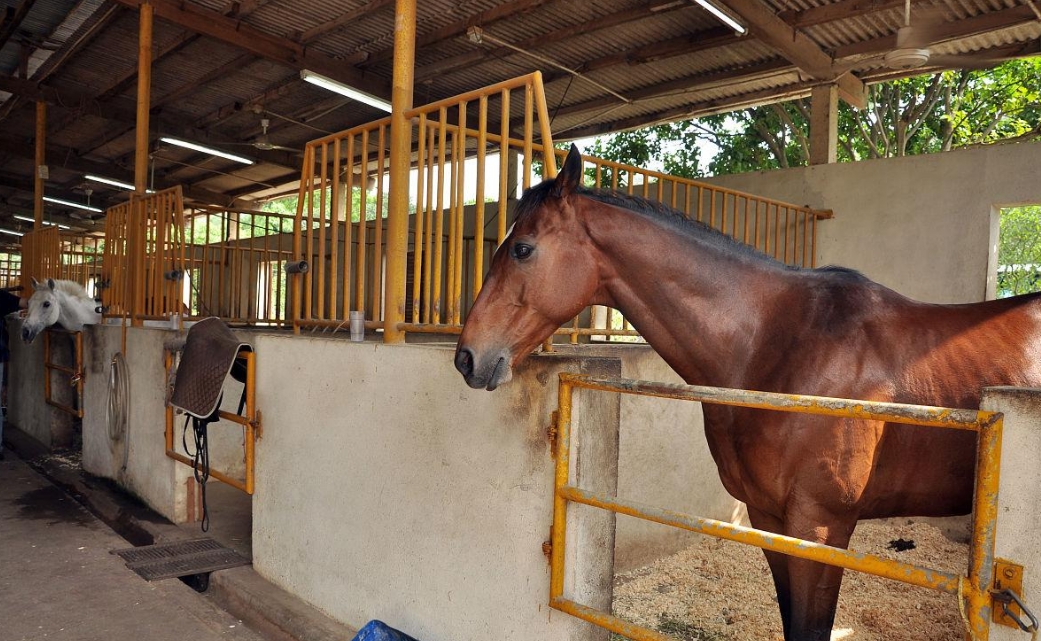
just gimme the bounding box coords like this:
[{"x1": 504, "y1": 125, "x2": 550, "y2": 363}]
[{"x1": 21, "y1": 278, "x2": 101, "y2": 343}]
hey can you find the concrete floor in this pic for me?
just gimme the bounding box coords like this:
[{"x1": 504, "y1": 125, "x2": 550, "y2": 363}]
[
  {"x1": 0, "y1": 451, "x2": 267, "y2": 641},
  {"x1": 181, "y1": 479, "x2": 253, "y2": 560}
]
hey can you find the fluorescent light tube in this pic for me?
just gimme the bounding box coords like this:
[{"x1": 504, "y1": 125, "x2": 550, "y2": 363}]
[
  {"x1": 160, "y1": 137, "x2": 255, "y2": 165},
  {"x1": 13, "y1": 215, "x2": 70, "y2": 229},
  {"x1": 42, "y1": 196, "x2": 103, "y2": 213},
  {"x1": 84, "y1": 174, "x2": 136, "y2": 190},
  {"x1": 693, "y1": 0, "x2": 745, "y2": 34},
  {"x1": 300, "y1": 70, "x2": 392, "y2": 113},
  {"x1": 0, "y1": 228, "x2": 23, "y2": 237}
]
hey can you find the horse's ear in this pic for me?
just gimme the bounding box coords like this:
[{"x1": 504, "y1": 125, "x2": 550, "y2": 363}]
[
  {"x1": 47, "y1": 278, "x2": 56, "y2": 291},
  {"x1": 552, "y1": 143, "x2": 583, "y2": 199},
  {"x1": 31, "y1": 277, "x2": 41, "y2": 290}
]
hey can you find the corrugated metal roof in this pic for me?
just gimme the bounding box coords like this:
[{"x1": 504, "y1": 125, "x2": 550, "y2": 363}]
[{"x1": 0, "y1": 0, "x2": 1034, "y2": 219}]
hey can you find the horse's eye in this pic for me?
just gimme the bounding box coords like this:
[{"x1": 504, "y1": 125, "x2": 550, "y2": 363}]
[
  {"x1": 42, "y1": 301, "x2": 50, "y2": 308},
  {"x1": 512, "y1": 243, "x2": 534, "y2": 260}
]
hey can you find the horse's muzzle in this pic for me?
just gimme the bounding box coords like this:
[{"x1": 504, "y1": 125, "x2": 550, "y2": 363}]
[
  {"x1": 21, "y1": 325, "x2": 38, "y2": 344},
  {"x1": 455, "y1": 346, "x2": 512, "y2": 391}
]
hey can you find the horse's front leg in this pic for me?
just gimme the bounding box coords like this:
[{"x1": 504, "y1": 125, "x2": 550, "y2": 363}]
[
  {"x1": 746, "y1": 506, "x2": 792, "y2": 639},
  {"x1": 782, "y1": 508, "x2": 857, "y2": 641}
]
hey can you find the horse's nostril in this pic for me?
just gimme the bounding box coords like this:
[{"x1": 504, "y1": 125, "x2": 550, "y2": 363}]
[{"x1": 455, "y1": 347, "x2": 474, "y2": 378}]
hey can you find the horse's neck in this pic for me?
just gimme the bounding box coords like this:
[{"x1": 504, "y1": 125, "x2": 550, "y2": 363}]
[
  {"x1": 586, "y1": 205, "x2": 799, "y2": 388},
  {"x1": 58, "y1": 291, "x2": 99, "y2": 330}
]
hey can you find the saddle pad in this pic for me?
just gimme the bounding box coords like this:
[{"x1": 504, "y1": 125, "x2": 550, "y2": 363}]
[{"x1": 170, "y1": 317, "x2": 252, "y2": 419}]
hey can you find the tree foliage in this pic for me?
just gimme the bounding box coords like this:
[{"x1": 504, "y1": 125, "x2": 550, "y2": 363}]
[
  {"x1": 998, "y1": 206, "x2": 1041, "y2": 297},
  {"x1": 581, "y1": 59, "x2": 1041, "y2": 175}
]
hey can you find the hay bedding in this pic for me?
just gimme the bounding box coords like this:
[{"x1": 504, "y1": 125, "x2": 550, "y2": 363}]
[{"x1": 613, "y1": 520, "x2": 968, "y2": 641}]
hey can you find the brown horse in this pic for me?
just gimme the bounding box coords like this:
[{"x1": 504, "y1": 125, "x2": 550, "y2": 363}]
[{"x1": 455, "y1": 144, "x2": 1041, "y2": 641}]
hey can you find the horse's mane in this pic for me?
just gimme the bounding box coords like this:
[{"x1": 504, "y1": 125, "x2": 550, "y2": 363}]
[
  {"x1": 519, "y1": 180, "x2": 843, "y2": 273},
  {"x1": 50, "y1": 279, "x2": 91, "y2": 299}
]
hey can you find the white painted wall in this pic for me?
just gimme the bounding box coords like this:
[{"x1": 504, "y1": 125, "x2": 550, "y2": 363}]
[
  {"x1": 705, "y1": 141, "x2": 1041, "y2": 304},
  {"x1": 252, "y1": 335, "x2": 620, "y2": 641}
]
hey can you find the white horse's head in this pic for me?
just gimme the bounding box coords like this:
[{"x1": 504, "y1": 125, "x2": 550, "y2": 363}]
[{"x1": 22, "y1": 278, "x2": 61, "y2": 343}]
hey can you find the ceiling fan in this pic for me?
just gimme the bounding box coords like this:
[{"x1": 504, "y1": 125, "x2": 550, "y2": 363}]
[
  {"x1": 228, "y1": 116, "x2": 301, "y2": 152},
  {"x1": 861, "y1": 0, "x2": 1017, "y2": 71}
]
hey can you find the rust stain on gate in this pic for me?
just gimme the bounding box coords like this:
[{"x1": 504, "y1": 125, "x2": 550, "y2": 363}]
[{"x1": 550, "y1": 373, "x2": 1003, "y2": 641}]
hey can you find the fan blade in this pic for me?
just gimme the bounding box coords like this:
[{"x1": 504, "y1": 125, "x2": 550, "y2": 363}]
[
  {"x1": 927, "y1": 53, "x2": 1005, "y2": 70},
  {"x1": 897, "y1": 5, "x2": 949, "y2": 49}
]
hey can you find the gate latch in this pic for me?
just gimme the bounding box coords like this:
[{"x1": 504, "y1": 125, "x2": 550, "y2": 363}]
[{"x1": 992, "y1": 559, "x2": 1039, "y2": 632}]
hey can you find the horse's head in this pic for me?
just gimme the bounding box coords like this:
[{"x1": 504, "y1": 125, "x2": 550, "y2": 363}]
[
  {"x1": 22, "y1": 278, "x2": 60, "y2": 343},
  {"x1": 455, "y1": 144, "x2": 604, "y2": 390}
]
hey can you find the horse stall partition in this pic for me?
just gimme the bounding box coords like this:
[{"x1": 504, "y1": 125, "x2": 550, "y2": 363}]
[
  {"x1": 183, "y1": 205, "x2": 295, "y2": 327},
  {"x1": 20, "y1": 226, "x2": 62, "y2": 286},
  {"x1": 291, "y1": 71, "x2": 556, "y2": 336},
  {"x1": 43, "y1": 327, "x2": 84, "y2": 417},
  {"x1": 101, "y1": 186, "x2": 186, "y2": 326},
  {"x1": 551, "y1": 150, "x2": 833, "y2": 343},
  {"x1": 550, "y1": 373, "x2": 1006, "y2": 641},
  {"x1": 58, "y1": 233, "x2": 104, "y2": 296}
]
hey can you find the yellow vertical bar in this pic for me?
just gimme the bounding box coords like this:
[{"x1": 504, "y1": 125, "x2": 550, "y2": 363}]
[
  {"x1": 317, "y1": 143, "x2": 328, "y2": 319},
  {"x1": 498, "y1": 89, "x2": 510, "y2": 244},
  {"x1": 330, "y1": 140, "x2": 342, "y2": 319},
  {"x1": 783, "y1": 207, "x2": 791, "y2": 265},
  {"x1": 474, "y1": 96, "x2": 487, "y2": 297},
  {"x1": 453, "y1": 104, "x2": 466, "y2": 325},
  {"x1": 523, "y1": 83, "x2": 533, "y2": 190},
  {"x1": 304, "y1": 153, "x2": 315, "y2": 321},
  {"x1": 134, "y1": 3, "x2": 153, "y2": 194},
  {"x1": 383, "y1": 0, "x2": 416, "y2": 342},
  {"x1": 432, "y1": 111, "x2": 447, "y2": 325},
  {"x1": 373, "y1": 125, "x2": 386, "y2": 319},
  {"x1": 342, "y1": 134, "x2": 354, "y2": 320},
  {"x1": 291, "y1": 144, "x2": 311, "y2": 333},
  {"x1": 811, "y1": 214, "x2": 818, "y2": 268},
  {"x1": 531, "y1": 72, "x2": 556, "y2": 179},
  {"x1": 244, "y1": 351, "x2": 256, "y2": 495},
  {"x1": 446, "y1": 129, "x2": 458, "y2": 325},
  {"x1": 550, "y1": 377, "x2": 573, "y2": 601},
  {"x1": 355, "y1": 128, "x2": 369, "y2": 314},
  {"x1": 34, "y1": 102, "x2": 45, "y2": 229},
  {"x1": 412, "y1": 117, "x2": 426, "y2": 324},
  {"x1": 967, "y1": 415, "x2": 1002, "y2": 641},
  {"x1": 423, "y1": 126, "x2": 435, "y2": 323}
]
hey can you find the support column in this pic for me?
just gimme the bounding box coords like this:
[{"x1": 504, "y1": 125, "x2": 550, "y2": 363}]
[
  {"x1": 383, "y1": 0, "x2": 416, "y2": 344},
  {"x1": 33, "y1": 101, "x2": 45, "y2": 229},
  {"x1": 134, "y1": 2, "x2": 153, "y2": 194},
  {"x1": 809, "y1": 84, "x2": 838, "y2": 166}
]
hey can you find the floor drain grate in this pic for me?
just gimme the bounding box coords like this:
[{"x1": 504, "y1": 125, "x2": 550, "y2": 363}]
[{"x1": 112, "y1": 538, "x2": 249, "y2": 581}]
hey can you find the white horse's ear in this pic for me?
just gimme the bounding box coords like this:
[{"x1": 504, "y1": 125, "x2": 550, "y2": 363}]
[
  {"x1": 31, "y1": 277, "x2": 41, "y2": 290},
  {"x1": 47, "y1": 278, "x2": 56, "y2": 291}
]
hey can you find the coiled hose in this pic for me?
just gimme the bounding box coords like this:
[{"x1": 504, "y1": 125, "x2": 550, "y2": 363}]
[{"x1": 108, "y1": 352, "x2": 130, "y2": 473}]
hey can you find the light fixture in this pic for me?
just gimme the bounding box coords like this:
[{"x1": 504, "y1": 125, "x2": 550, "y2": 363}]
[
  {"x1": 84, "y1": 174, "x2": 136, "y2": 190},
  {"x1": 0, "y1": 228, "x2": 23, "y2": 237},
  {"x1": 693, "y1": 0, "x2": 746, "y2": 34},
  {"x1": 300, "y1": 70, "x2": 392, "y2": 113},
  {"x1": 14, "y1": 215, "x2": 71, "y2": 230},
  {"x1": 159, "y1": 137, "x2": 255, "y2": 165},
  {"x1": 42, "y1": 196, "x2": 103, "y2": 213}
]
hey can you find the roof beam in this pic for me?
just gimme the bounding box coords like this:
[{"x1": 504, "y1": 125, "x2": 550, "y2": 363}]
[
  {"x1": 109, "y1": 0, "x2": 390, "y2": 102},
  {"x1": 0, "y1": 0, "x2": 38, "y2": 50},
  {"x1": 718, "y1": 0, "x2": 866, "y2": 107},
  {"x1": 778, "y1": 0, "x2": 903, "y2": 29}
]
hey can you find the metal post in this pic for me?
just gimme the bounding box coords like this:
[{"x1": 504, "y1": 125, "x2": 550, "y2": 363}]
[
  {"x1": 34, "y1": 101, "x2": 45, "y2": 229},
  {"x1": 383, "y1": 0, "x2": 416, "y2": 343},
  {"x1": 135, "y1": 2, "x2": 153, "y2": 194}
]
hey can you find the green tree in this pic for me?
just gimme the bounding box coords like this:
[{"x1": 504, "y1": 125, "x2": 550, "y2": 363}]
[
  {"x1": 998, "y1": 206, "x2": 1041, "y2": 297},
  {"x1": 581, "y1": 59, "x2": 1041, "y2": 175}
]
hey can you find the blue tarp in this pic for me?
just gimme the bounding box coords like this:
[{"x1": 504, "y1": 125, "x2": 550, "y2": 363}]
[{"x1": 350, "y1": 620, "x2": 420, "y2": 641}]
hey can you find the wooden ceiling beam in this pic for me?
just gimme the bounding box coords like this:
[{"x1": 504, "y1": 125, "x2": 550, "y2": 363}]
[
  {"x1": 778, "y1": 0, "x2": 903, "y2": 29},
  {"x1": 415, "y1": 0, "x2": 692, "y2": 82},
  {"x1": 109, "y1": 0, "x2": 390, "y2": 102},
  {"x1": 716, "y1": 0, "x2": 866, "y2": 107},
  {"x1": 0, "y1": 0, "x2": 38, "y2": 50}
]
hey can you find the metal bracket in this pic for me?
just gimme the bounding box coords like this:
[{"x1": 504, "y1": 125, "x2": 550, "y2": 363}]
[
  {"x1": 547, "y1": 410, "x2": 558, "y2": 457},
  {"x1": 992, "y1": 559, "x2": 1039, "y2": 632},
  {"x1": 252, "y1": 410, "x2": 263, "y2": 440}
]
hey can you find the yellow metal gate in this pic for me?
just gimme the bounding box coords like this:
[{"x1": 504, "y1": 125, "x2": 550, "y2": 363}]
[{"x1": 550, "y1": 374, "x2": 1007, "y2": 641}]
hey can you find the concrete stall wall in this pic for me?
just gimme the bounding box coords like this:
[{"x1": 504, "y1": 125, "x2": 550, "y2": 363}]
[
  {"x1": 703, "y1": 142, "x2": 1041, "y2": 304},
  {"x1": 252, "y1": 335, "x2": 621, "y2": 641},
  {"x1": 7, "y1": 320, "x2": 78, "y2": 449}
]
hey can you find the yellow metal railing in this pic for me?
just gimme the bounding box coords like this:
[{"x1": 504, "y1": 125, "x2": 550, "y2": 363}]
[
  {"x1": 102, "y1": 186, "x2": 187, "y2": 325},
  {"x1": 292, "y1": 72, "x2": 556, "y2": 335},
  {"x1": 43, "y1": 328, "x2": 84, "y2": 418},
  {"x1": 164, "y1": 348, "x2": 259, "y2": 495},
  {"x1": 20, "y1": 226, "x2": 62, "y2": 286},
  {"x1": 183, "y1": 206, "x2": 295, "y2": 327},
  {"x1": 58, "y1": 233, "x2": 104, "y2": 295},
  {"x1": 551, "y1": 374, "x2": 1002, "y2": 641}
]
